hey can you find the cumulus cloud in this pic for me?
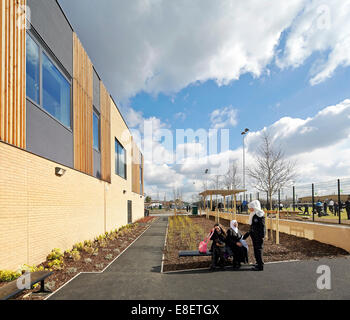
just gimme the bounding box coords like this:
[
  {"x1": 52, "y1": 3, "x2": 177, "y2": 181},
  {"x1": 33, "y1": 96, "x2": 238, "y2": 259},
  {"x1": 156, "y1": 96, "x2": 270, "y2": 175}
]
[
  {"x1": 58, "y1": 0, "x2": 306, "y2": 103},
  {"x1": 246, "y1": 99, "x2": 350, "y2": 157},
  {"x1": 277, "y1": 0, "x2": 350, "y2": 85},
  {"x1": 210, "y1": 106, "x2": 238, "y2": 129}
]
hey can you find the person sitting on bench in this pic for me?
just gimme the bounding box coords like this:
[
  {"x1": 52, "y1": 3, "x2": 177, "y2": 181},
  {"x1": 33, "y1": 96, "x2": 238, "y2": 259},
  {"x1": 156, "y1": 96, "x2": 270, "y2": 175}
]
[
  {"x1": 209, "y1": 224, "x2": 226, "y2": 271},
  {"x1": 225, "y1": 220, "x2": 248, "y2": 269}
]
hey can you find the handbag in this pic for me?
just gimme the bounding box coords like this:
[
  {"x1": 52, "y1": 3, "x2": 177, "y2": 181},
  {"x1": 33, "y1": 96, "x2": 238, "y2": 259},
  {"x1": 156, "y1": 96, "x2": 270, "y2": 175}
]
[{"x1": 199, "y1": 229, "x2": 214, "y2": 253}]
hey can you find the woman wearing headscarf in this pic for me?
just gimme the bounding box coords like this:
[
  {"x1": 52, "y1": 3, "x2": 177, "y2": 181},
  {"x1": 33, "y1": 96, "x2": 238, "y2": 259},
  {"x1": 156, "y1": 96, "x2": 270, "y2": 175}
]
[
  {"x1": 209, "y1": 223, "x2": 226, "y2": 271},
  {"x1": 226, "y1": 220, "x2": 248, "y2": 269},
  {"x1": 245, "y1": 200, "x2": 266, "y2": 271}
]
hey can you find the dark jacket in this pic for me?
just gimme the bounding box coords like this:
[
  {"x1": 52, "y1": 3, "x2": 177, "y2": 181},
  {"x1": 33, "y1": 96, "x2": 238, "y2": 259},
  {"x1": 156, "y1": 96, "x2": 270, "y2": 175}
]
[
  {"x1": 226, "y1": 228, "x2": 242, "y2": 248},
  {"x1": 250, "y1": 214, "x2": 265, "y2": 240},
  {"x1": 345, "y1": 200, "x2": 350, "y2": 209},
  {"x1": 210, "y1": 229, "x2": 226, "y2": 250}
]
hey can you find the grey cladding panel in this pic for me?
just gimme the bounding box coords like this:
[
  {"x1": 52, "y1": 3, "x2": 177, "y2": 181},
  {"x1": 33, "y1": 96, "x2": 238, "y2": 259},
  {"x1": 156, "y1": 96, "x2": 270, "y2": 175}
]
[
  {"x1": 26, "y1": 100, "x2": 74, "y2": 168},
  {"x1": 27, "y1": 0, "x2": 73, "y2": 76},
  {"x1": 93, "y1": 149, "x2": 101, "y2": 179}
]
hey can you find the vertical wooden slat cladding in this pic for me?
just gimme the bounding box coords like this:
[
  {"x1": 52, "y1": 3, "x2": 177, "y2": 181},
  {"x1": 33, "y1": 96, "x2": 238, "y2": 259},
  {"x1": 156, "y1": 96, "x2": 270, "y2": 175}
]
[
  {"x1": 0, "y1": 0, "x2": 26, "y2": 149},
  {"x1": 132, "y1": 139, "x2": 143, "y2": 195},
  {"x1": 100, "y1": 82, "x2": 111, "y2": 183},
  {"x1": 73, "y1": 33, "x2": 93, "y2": 176},
  {"x1": 141, "y1": 154, "x2": 144, "y2": 195}
]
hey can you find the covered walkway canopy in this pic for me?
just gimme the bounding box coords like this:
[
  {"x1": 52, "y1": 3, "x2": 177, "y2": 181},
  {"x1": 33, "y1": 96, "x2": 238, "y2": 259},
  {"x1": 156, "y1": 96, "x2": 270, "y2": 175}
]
[
  {"x1": 199, "y1": 189, "x2": 247, "y2": 222},
  {"x1": 199, "y1": 189, "x2": 246, "y2": 198}
]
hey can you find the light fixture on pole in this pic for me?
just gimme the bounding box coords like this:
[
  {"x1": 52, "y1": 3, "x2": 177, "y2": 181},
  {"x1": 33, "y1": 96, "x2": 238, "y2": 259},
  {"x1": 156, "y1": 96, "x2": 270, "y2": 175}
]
[{"x1": 241, "y1": 128, "x2": 249, "y2": 202}]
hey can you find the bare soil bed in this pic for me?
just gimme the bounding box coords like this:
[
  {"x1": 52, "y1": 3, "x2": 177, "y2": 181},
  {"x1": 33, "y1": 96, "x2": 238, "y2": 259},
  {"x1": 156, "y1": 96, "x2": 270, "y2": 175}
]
[
  {"x1": 163, "y1": 216, "x2": 349, "y2": 272},
  {"x1": 1, "y1": 217, "x2": 157, "y2": 300}
]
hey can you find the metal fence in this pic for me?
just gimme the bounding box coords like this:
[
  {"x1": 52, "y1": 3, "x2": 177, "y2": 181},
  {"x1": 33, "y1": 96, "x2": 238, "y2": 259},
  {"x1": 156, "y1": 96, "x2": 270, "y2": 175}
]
[{"x1": 241, "y1": 178, "x2": 350, "y2": 225}]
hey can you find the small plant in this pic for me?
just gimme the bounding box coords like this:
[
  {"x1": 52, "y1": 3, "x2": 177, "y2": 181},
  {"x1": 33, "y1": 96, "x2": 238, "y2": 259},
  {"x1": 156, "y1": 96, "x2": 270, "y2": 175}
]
[
  {"x1": 105, "y1": 254, "x2": 113, "y2": 260},
  {"x1": 47, "y1": 258, "x2": 64, "y2": 270},
  {"x1": 83, "y1": 246, "x2": 95, "y2": 254},
  {"x1": 66, "y1": 267, "x2": 78, "y2": 274},
  {"x1": 0, "y1": 270, "x2": 22, "y2": 282},
  {"x1": 47, "y1": 248, "x2": 63, "y2": 261},
  {"x1": 69, "y1": 249, "x2": 81, "y2": 261},
  {"x1": 73, "y1": 242, "x2": 84, "y2": 251}
]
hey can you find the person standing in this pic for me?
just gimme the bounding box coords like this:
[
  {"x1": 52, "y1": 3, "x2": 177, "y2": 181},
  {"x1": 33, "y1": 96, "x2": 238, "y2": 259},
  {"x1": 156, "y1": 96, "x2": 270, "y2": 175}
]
[
  {"x1": 328, "y1": 199, "x2": 334, "y2": 215},
  {"x1": 245, "y1": 200, "x2": 266, "y2": 271},
  {"x1": 316, "y1": 200, "x2": 323, "y2": 217},
  {"x1": 345, "y1": 197, "x2": 350, "y2": 220},
  {"x1": 334, "y1": 201, "x2": 339, "y2": 216},
  {"x1": 323, "y1": 200, "x2": 328, "y2": 216}
]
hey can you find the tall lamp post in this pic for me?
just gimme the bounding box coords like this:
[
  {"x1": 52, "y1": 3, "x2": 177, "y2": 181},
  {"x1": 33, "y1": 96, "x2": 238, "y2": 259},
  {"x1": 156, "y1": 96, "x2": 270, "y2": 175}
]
[{"x1": 241, "y1": 128, "x2": 249, "y2": 203}]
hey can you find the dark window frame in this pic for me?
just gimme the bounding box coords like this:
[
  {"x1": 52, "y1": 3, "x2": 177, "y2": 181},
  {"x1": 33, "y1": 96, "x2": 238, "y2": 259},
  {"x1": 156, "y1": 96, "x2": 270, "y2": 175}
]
[
  {"x1": 115, "y1": 138, "x2": 127, "y2": 180},
  {"x1": 25, "y1": 30, "x2": 72, "y2": 131}
]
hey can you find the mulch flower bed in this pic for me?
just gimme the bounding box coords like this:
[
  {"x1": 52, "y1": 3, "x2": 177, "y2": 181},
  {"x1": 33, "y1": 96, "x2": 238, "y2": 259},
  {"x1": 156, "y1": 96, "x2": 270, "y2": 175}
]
[
  {"x1": 1, "y1": 216, "x2": 157, "y2": 300},
  {"x1": 163, "y1": 216, "x2": 349, "y2": 272}
]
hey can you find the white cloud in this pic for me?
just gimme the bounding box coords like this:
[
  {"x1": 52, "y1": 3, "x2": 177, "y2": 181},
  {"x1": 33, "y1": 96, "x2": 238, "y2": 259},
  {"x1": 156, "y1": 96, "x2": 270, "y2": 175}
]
[
  {"x1": 58, "y1": 0, "x2": 306, "y2": 102},
  {"x1": 246, "y1": 99, "x2": 350, "y2": 157},
  {"x1": 174, "y1": 112, "x2": 186, "y2": 121},
  {"x1": 277, "y1": 0, "x2": 350, "y2": 85},
  {"x1": 210, "y1": 106, "x2": 238, "y2": 129}
]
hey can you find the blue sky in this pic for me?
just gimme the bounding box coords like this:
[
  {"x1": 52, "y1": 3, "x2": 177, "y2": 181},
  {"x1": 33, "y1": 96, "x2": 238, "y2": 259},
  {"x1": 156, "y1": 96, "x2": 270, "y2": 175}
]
[
  {"x1": 130, "y1": 55, "x2": 350, "y2": 150},
  {"x1": 58, "y1": 0, "x2": 350, "y2": 200}
]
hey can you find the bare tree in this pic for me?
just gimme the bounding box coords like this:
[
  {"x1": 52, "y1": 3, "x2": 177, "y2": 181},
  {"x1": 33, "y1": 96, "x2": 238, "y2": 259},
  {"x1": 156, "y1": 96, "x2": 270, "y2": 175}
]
[
  {"x1": 223, "y1": 161, "x2": 241, "y2": 190},
  {"x1": 211, "y1": 174, "x2": 223, "y2": 207},
  {"x1": 223, "y1": 161, "x2": 241, "y2": 209},
  {"x1": 247, "y1": 132, "x2": 296, "y2": 209}
]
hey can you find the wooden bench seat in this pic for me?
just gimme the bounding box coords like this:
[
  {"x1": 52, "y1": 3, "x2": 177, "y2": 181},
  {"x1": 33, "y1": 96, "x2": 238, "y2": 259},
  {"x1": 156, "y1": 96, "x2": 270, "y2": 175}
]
[{"x1": 0, "y1": 271, "x2": 53, "y2": 300}]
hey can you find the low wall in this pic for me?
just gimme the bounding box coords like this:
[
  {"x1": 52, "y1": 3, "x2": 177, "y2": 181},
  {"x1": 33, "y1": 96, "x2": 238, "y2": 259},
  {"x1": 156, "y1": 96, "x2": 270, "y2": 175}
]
[{"x1": 207, "y1": 212, "x2": 350, "y2": 253}]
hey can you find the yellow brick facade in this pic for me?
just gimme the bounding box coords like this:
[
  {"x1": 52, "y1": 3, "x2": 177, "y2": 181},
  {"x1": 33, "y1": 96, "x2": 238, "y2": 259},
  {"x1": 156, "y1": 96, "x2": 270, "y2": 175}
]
[{"x1": 0, "y1": 100, "x2": 144, "y2": 270}]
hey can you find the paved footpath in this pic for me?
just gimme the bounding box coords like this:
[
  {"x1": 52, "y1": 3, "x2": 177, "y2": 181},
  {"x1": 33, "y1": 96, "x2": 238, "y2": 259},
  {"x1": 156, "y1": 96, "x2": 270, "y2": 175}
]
[{"x1": 49, "y1": 216, "x2": 350, "y2": 300}]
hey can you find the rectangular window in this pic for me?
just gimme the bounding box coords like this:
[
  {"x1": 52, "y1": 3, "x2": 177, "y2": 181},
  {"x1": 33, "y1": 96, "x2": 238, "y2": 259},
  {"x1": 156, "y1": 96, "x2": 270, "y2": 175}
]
[
  {"x1": 26, "y1": 34, "x2": 40, "y2": 104},
  {"x1": 93, "y1": 110, "x2": 100, "y2": 151},
  {"x1": 26, "y1": 32, "x2": 71, "y2": 129},
  {"x1": 42, "y1": 53, "x2": 71, "y2": 128},
  {"x1": 115, "y1": 139, "x2": 126, "y2": 179}
]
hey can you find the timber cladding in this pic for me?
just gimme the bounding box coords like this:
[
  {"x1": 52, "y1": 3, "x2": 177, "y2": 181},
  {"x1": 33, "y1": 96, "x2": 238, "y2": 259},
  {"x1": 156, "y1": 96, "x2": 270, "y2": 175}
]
[
  {"x1": 100, "y1": 81, "x2": 111, "y2": 183},
  {"x1": 131, "y1": 138, "x2": 143, "y2": 195},
  {"x1": 73, "y1": 32, "x2": 93, "y2": 175},
  {"x1": 0, "y1": 0, "x2": 26, "y2": 149}
]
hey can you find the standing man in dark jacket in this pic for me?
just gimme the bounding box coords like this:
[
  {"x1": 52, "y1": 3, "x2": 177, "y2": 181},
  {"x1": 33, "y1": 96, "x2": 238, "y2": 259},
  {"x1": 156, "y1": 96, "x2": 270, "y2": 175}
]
[{"x1": 245, "y1": 200, "x2": 266, "y2": 271}]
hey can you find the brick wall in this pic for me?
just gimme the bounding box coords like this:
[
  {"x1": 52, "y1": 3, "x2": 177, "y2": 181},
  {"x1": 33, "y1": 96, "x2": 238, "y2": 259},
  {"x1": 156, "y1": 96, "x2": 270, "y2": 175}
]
[{"x1": 0, "y1": 139, "x2": 144, "y2": 270}]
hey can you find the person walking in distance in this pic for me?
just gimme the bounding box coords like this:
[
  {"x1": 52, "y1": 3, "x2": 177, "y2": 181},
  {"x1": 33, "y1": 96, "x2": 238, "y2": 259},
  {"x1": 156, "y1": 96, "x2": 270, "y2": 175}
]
[
  {"x1": 345, "y1": 197, "x2": 350, "y2": 220},
  {"x1": 245, "y1": 200, "x2": 266, "y2": 271},
  {"x1": 328, "y1": 199, "x2": 334, "y2": 215}
]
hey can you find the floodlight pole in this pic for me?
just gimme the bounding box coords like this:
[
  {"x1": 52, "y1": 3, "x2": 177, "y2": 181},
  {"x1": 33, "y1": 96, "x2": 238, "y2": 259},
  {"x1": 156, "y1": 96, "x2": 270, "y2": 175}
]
[{"x1": 241, "y1": 128, "x2": 249, "y2": 205}]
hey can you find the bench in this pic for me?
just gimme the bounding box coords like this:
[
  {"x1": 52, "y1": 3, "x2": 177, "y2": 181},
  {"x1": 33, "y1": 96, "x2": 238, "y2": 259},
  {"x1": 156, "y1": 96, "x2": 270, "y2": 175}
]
[
  {"x1": 179, "y1": 250, "x2": 212, "y2": 257},
  {"x1": 0, "y1": 271, "x2": 53, "y2": 300}
]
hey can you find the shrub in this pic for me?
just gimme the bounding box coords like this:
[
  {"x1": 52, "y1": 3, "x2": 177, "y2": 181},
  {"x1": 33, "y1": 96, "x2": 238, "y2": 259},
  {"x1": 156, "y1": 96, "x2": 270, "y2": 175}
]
[
  {"x1": 69, "y1": 249, "x2": 81, "y2": 261},
  {"x1": 47, "y1": 248, "x2": 63, "y2": 261},
  {"x1": 47, "y1": 258, "x2": 64, "y2": 270},
  {"x1": 0, "y1": 270, "x2": 21, "y2": 282},
  {"x1": 73, "y1": 242, "x2": 84, "y2": 252},
  {"x1": 83, "y1": 246, "x2": 95, "y2": 254}
]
